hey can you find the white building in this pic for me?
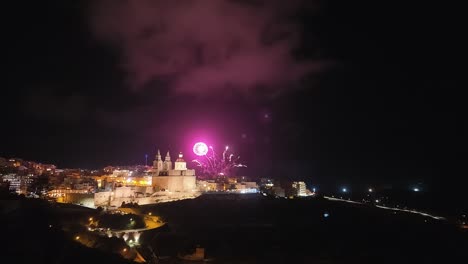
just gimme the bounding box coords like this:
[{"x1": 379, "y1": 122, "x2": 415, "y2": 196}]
[
  {"x1": 2, "y1": 174, "x2": 21, "y2": 193},
  {"x1": 151, "y1": 150, "x2": 196, "y2": 192},
  {"x1": 89, "y1": 150, "x2": 200, "y2": 208},
  {"x1": 112, "y1": 169, "x2": 131, "y2": 178},
  {"x1": 234, "y1": 181, "x2": 259, "y2": 193},
  {"x1": 1, "y1": 174, "x2": 33, "y2": 194},
  {"x1": 292, "y1": 181, "x2": 307, "y2": 197}
]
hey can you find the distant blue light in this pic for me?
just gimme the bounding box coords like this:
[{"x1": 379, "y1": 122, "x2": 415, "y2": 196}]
[
  {"x1": 342, "y1": 188, "x2": 347, "y2": 193},
  {"x1": 323, "y1": 212, "x2": 329, "y2": 218},
  {"x1": 312, "y1": 188, "x2": 316, "y2": 192},
  {"x1": 413, "y1": 187, "x2": 420, "y2": 192}
]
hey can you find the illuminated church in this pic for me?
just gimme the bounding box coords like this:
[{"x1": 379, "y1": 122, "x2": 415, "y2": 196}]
[{"x1": 151, "y1": 150, "x2": 196, "y2": 192}]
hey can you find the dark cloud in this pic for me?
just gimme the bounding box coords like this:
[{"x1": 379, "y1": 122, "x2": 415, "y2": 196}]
[
  {"x1": 90, "y1": 0, "x2": 324, "y2": 97},
  {"x1": 24, "y1": 90, "x2": 89, "y2": 122}
]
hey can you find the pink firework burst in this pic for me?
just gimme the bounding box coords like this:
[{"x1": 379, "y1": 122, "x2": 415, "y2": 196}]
[
  {"x1": 192, "y1": 144, "x2": 246, "y2": 179},
  {"x1": 193, "y1": 142, "x2": 209, "y2": 156}
]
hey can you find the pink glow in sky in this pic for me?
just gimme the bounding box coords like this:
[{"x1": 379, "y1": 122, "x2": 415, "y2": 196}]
[
  {"x1": 193, "y1": 142, "x2": 209, "y2": 156},
  {"x1": 90, "y1": 0, "x2": 324, "y2": 97}
]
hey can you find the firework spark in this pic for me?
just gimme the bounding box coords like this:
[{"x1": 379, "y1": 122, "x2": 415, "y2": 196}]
[{"x1": 192, "y1": 144, "x2": 246, "y2": 178}]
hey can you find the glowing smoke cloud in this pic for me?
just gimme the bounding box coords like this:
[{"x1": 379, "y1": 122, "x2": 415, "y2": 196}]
[
  {"x1": 192, "y1": 144, "x2": 246, "y2": 178},
  {"x1": 89, "y1": 0, "x2": 323, "y2": 97}
]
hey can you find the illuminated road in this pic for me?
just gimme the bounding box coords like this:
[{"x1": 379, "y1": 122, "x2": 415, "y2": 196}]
[
  {"x1": 90, "y1": 220, "x2": 164, "y2": 234},
  {"x1": 116, "y1": 207, "x2": 165, "y2": 229},
  {"x1": 89, "y1": 208, "x2": 165, "y2": 240},
  {"x1": 374, "y1": 204, "x2": 445, "y2": 220},
  {"x1": 143, "y1": 215, "x2": 164, "y2": 229},
  {"x1": 323, "y1": 196, "x2": 446, "y2": 220}
]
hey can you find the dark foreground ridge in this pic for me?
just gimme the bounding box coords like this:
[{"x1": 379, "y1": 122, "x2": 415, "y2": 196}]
[
  {"x1": 140, "y1": 193, "x2": 468, "y2": 264},
  {"x1": 2, "y1": 195, "x2": 133, "y2": 264},
  {"x1": 3, "y1": 192, "x2": 467, "y2": 264}
]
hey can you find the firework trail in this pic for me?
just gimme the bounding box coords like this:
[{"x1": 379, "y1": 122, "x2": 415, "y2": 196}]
[{"x1": 192, "y1": 144, "x2": 246, "y2": 178}]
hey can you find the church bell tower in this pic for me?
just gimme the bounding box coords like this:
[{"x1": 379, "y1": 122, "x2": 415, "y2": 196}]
[
  {"x1": 153, "y1": 149, "x2": 163, "y2": 174},
  {"x1": 163, "y1": 151, "x2": 172, "y2": 171}
]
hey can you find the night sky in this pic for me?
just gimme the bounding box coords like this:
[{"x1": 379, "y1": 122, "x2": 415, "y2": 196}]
[{"x1": 2, "y1": 1, "x2": 464, "y2": 190}]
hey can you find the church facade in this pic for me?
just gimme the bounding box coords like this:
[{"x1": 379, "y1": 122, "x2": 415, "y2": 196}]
[{"x1": 151, "y1": 150, "x2": 196, "y2": 192}]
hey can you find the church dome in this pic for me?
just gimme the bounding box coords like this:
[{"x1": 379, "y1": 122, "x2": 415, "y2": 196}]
[{"x1": 176, "y1": 152, "x2": 185, "y2": 162}]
